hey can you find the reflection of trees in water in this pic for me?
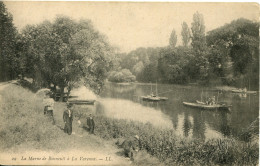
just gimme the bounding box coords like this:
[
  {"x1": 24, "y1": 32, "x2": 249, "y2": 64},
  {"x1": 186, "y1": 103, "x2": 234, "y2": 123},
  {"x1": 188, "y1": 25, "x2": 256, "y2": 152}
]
[
  {"x1": 102, "y1": 83, "x2": 138, "y2": 101},
  {"x1": 183, "y1": 111, "x2": 192, "y2": 137},
  {"x1": 192, "y1": 110, "x2": 206, "y2": 141},
  {"x1": 113, "y1": 84, "x2": 137, "y2": 93},
  {"x1": 101, "y1": 82, "x2": 259, "y2": 141},
  {"x1": 219, "y1": 111, "x2": 231, "y2": 136}
]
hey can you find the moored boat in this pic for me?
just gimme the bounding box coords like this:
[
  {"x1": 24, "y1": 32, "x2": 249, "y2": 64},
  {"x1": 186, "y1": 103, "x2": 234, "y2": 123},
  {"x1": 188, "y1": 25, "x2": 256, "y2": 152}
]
[
  {"x1": 231, "y1": 88, "x2": 257, "y2": 94},
  {"x1": 68, "y1": 99, "x2": 95, "y2": 105},
  {"x1": 141, "y1": 95, "x2": 160, "y2": 101},
  {"x1": 183, "y1": 101, "x2": 231, "y2": 110},
  {"x1": 141, "y1": 82, "x2": 168, "y2": 102}
]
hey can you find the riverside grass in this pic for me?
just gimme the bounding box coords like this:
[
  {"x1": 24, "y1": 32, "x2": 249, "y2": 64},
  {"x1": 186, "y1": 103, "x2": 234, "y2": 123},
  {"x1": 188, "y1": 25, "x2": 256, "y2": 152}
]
[
  {"x1": 93, "y1": 116, "x2": 258, "y2": 166},
  {"x1": 0, "y1": 83, "x2": 258, "y2": 166}
]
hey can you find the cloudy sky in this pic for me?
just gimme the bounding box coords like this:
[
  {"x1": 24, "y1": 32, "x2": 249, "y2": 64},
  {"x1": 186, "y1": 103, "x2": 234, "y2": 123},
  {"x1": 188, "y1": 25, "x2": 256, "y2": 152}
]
[{"x1": 4, "y1": 2, "x2": 259, "y2": 53}]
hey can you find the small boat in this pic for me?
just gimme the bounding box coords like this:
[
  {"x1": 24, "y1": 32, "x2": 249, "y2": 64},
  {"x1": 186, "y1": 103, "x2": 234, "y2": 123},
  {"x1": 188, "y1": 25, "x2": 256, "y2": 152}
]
[
  {"x1": 68, "y1": 100, "x2": 95, "y2": 105},
  {"x1": 231, "y1": 89, "x2": 247, "y2": 93},
  {"x1": 141, "y1": 95, "x2": 160, "y2": 101},
  {"x1": 141, "y1": 82, "x2": 168, "y2": 102},
  {"x1": 231, "y1": 89, "x2": 257, "y2": 94},
  {"x1": 183, "y1": 101, "x2": 231, "y2": 110}
]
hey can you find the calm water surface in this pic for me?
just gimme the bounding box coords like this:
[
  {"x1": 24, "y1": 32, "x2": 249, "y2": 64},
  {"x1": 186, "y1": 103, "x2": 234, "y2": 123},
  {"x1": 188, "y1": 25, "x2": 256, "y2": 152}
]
[{"x1": 98, "y1": 82, "x2": 259, "y2": 141}]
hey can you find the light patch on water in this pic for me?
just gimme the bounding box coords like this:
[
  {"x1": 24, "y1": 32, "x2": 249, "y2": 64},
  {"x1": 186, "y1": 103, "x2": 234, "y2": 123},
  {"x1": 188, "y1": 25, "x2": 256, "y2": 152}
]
[
  {"x1": 204, "y1": 123, "x2": 223, "y2": 140},
  {"x1": 175, "y1": 114, "x2": 184, "y2": 137},
  {"x1": 175, "y1": 113, "x2": 193, "y2": 139},
  {"x1": 70, "y1": 86, "x2": 97, "y2": 100},
  {"x1": 99, "y1": 98, "x2": 173, "y2": 129}
]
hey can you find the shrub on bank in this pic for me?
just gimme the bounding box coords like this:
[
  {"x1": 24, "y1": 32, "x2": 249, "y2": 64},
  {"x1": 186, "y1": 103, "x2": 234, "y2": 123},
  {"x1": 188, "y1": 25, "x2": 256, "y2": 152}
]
[
  {"x1": 1, "y1": 84, "x2": 258, "y2": 165},
  {"x1": 93, "y1": 116, "x2": 259, "y2": 166}
]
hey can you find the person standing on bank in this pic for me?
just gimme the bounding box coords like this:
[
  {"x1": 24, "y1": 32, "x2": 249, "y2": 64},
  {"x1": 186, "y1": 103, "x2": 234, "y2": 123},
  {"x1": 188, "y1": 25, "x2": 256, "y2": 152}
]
[
  {"x1": 43, "y1": 92, "x2": 55, "y2": 125},
  {"x1": 87, "y1": 114, "x2": 95, "y2": 134},
  {"x1": 63, "y1": 103, "x2": 73, "y2": 135}
]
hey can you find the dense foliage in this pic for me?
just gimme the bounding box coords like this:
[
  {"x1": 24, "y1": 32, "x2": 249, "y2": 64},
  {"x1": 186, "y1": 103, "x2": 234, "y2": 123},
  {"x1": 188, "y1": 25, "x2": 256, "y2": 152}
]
[
  {"x1": 0, "y1": 2, "x2": 19, "y2": 81},
  {"x1": 19, "y1": 16, "x2": 113, "y2": 94},
  {"x1": 108, "y1": 69, "x2": 136, "y2": 83},
  {"x1": 207, "y1": 18, "x2": 259, "y2": 89},
  {"x1": 1, "y1": 3, "x2": 259, "y2": 91},
  {"x1": 111, "y1": 13, "x2": 259, "y2": 89},
  {"x1": 93, "y1": 116, "x2": 259, "y2": 166},
  {"x1": 0, "y1": 1, "x2": 113, "y2": 95}
]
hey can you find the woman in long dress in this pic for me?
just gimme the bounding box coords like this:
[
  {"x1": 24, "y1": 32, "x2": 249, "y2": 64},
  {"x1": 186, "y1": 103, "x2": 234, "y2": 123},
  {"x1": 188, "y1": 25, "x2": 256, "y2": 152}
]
[{"x1": 63, "y1": 104, "x2": 73, "y2": 135}]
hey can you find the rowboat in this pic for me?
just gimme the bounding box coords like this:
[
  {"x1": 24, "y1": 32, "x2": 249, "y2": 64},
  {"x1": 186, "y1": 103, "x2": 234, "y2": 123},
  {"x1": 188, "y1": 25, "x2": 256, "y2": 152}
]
[
  {"x1": 231, "y1": 89, "x2": 257, "y2": 94},
  {"x1": 183, "y1": 101, "x2": 231, "y2": 110},
  {"x1": 68, "y1": 100, "x2": 95, "y2": 105},
  {"x1": 141, "y1": 95, "x2": 160, "y2": 101}
]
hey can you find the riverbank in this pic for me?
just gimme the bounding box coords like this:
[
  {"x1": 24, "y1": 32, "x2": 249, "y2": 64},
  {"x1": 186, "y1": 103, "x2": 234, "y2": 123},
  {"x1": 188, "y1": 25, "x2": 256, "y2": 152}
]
[
  {"x1": 0, "y1": 83, "x2": 133, "y2": 165},
  {"x1": 0, "y1": 82, "x2": 258, "y2": 165},
  {"x1": 93, "y1": 116, "x2": 259, "y2": 166}
]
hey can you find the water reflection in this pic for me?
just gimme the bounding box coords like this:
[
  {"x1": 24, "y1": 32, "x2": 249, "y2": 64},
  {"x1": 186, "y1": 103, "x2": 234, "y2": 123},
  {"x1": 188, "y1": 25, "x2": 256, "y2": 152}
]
[
  {"x1": 97, "y1": 98, "x2": 173, "y2": 129},
  {"x1": 99, "y1": 82, "x2": 259, "y2": 141}
]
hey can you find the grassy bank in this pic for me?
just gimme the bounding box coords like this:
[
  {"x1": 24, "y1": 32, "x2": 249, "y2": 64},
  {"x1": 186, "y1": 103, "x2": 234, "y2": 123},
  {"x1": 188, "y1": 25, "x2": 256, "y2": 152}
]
[
  {"x1": 0, "y1": 83, "x2": 157, "y2": 165},
  {"x1": 1, "y1": 82, "x2": 258, "y2": 166},
  {"x1": 92, "y1": 116, "x2": 259, "y2": 166}
]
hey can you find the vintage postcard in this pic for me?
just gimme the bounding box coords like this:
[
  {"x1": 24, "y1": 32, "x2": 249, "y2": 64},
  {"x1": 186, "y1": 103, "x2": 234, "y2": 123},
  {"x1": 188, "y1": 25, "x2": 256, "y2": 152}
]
[{"x1": 0, "y1": 1, "x2": 259, "y2": 165}]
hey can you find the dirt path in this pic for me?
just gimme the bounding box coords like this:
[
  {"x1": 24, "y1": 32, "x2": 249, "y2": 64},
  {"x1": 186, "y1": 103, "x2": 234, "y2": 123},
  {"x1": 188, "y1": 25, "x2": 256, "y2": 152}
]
[
  {"x1": 52, "y1": 102, "x2": 131, "y2": 165},
  {"x1": 0, "y1": 82, "x2": 131, "y2": 165}
]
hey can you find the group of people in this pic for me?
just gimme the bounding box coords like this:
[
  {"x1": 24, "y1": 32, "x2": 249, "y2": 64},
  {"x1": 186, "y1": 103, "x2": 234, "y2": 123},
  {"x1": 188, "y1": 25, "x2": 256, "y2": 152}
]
[
  {"x1": 43, "y1": 93, "x2": 95, "y2": 136},
  {"x1": 43, "y1": 93, "x2": 140, "y2": 160},
  {"x1": 206, "y1": 96, "x2": 216, "y2": 105}
]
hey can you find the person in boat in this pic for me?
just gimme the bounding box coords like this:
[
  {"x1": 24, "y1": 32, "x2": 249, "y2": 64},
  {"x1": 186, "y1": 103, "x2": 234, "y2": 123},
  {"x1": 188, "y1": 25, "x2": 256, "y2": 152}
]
[
  {"x1": 43, "y1": 92, "x2": 55, "y2": 125},
  {"x1": 63, "y1": 103, "x2": 73, "y2": 135},
  {"x1": 150, "y1": 92, "x2": 156, "y2": 97},
  {"x1": 211, "y1": 96, "x2": 216, "y2": 105},
  {"x1": 206, "y1": 97, "x2": 211, "y2": 105}
]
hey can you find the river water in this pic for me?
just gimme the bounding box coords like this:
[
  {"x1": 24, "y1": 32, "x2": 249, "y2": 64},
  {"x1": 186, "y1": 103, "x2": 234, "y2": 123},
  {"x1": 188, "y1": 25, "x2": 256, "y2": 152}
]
[{"x1": 97, "y1": 82, "x2": 259, "y2": 141}]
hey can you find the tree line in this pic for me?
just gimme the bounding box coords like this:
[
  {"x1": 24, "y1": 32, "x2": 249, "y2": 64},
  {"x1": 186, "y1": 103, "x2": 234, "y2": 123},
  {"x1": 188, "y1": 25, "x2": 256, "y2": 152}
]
[
  {"x1": 110, "y1": 12, "x2": 259, "y2": 90},
  {"x1": 1, "y1": 1, "x2": 259, "y2": 92},
  {"x1": 0, "y1": 2, "x2": 114, "y2": 96}
]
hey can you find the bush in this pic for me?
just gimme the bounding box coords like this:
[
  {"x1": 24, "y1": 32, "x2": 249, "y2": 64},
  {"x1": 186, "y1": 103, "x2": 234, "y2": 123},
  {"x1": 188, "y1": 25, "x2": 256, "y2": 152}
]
[
  {"x1": 94, "y1": 116, "x2": 259, "y2": 166},
  {"x1": 108, "y1": 69, "x2": 136, "y2": 83}
]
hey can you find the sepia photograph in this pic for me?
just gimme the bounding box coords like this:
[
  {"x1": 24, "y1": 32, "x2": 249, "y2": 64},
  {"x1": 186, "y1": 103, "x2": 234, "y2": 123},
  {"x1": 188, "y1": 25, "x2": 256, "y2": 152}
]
[{"x1": 0, "y1": 1, "x2": 259, "y2": 165}]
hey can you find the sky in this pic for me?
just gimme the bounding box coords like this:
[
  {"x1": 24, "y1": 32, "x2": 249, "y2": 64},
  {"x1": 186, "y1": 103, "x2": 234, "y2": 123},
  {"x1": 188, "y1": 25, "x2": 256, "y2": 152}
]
[{"x1": 4, "y1": 2, "x2": 259, "y2": 53}]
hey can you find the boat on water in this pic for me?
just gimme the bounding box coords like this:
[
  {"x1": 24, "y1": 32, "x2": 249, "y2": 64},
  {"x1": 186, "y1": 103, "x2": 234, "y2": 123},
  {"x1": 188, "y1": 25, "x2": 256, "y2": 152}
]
[
  {"x1": 183, "y1": 100, "x2": 231, "y2": 110},
  {"x1": 141, "y1": 95, "x2": 161, "y2": 101},
  {"x1": 141, "y1": 82, "x2": 168, "y2": 102},
  {"x1": 231, "y1": 89, "x2": 257, "y2": 94},
  {"x1": 68, "y1": 99, "x2": 95, "y2": 105}
]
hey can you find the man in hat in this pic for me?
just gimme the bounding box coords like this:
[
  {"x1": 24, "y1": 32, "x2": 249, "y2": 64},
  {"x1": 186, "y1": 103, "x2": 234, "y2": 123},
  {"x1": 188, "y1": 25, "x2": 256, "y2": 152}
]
[
  {"x1": 63, "y1": 103, "x2": 73, "y2": 135},
  {"x1": 87, "y1": 114, "x2": 95, "y2": 134}
]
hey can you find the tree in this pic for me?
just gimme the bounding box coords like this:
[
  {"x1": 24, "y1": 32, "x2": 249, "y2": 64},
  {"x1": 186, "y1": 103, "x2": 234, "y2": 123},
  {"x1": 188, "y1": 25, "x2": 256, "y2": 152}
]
[
  {"x1": 157, "y1": 47, "x2": 191, "y2": 84},
  {"x1": 191, "y1": 12, "x2": 209, "y2": 83},
  {"x1": 181, "y1": 22, "x2": 191, "y2": 47},
  {"x1": 21, "y1": 16, "x2": 113, "y2": 97},
  {"x1": 191, "y1": 11, "x2": 206, "y2": 52},
  {"x1": 0, "y1": 2, "x2": 19, "y2": 81},
  {"x1": 108, "y1": 69, "x2": 136, "y2": 83},
  {"x1": 169, "y1": 29, "x2": 177, "y2": 48},
  {"x1": 207, "y1": 18, "x2": 259, "y2": 88}
]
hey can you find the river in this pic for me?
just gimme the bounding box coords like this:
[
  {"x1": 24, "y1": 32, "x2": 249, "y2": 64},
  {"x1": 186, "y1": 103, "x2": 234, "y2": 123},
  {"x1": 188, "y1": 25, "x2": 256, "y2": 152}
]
[{"x1": 96, "y1": 82, "x2": 259, "y2": 141}]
